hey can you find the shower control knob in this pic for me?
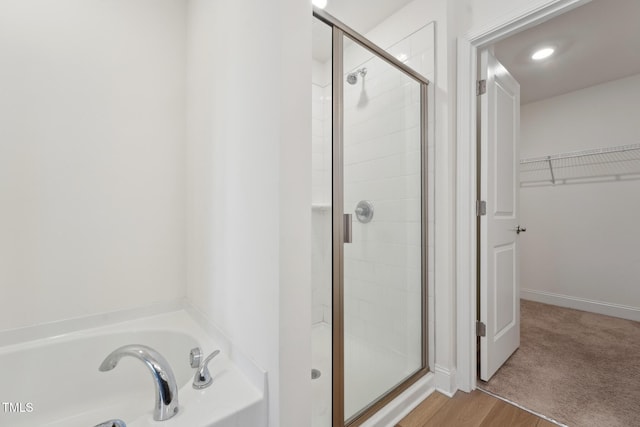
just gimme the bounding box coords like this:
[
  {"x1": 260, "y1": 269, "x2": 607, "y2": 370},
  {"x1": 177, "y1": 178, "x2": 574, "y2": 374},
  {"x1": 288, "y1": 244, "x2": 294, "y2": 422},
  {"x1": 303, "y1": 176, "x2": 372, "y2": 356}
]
[{"x1": 355, "y1": 200, "x2": 374, "y2": 224}]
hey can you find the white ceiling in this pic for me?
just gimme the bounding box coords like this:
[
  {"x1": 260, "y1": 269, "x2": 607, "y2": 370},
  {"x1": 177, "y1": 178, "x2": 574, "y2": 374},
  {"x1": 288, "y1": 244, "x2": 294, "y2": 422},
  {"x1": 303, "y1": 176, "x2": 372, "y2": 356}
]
[
  {"x1": 312, "y1": 0, "x2": 415, "y2": 63},
  {"x1": 493, "y1": 0, "x2": 640, "y2": 104},
  {"x1": 323, "y1": 0, "x2": 415, "y2": 35},
  {"x1": 313, "y1": 0, "x2": 640, "y2": 103}
]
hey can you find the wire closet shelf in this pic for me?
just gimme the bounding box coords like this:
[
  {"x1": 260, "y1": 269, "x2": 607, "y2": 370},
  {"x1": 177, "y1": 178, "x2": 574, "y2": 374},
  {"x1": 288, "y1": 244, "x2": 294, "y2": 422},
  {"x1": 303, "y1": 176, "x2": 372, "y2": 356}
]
[{"x1": 520, "y1": 143, "x2": 640, "y2": 186}]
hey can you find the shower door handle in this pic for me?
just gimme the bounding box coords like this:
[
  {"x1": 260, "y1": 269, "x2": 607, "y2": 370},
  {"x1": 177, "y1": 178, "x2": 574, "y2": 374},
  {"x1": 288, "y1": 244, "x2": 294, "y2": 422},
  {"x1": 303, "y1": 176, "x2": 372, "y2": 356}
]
[{"x1": 344, "y1": 214, "x2": 352, "y2": 243}]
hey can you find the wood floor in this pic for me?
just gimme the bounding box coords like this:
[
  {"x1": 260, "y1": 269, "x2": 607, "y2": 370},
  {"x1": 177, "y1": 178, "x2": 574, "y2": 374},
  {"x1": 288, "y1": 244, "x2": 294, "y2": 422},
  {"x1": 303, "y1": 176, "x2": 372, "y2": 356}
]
[{"x1": 397, "y1": 390, "x2": 557, "y2": 427}]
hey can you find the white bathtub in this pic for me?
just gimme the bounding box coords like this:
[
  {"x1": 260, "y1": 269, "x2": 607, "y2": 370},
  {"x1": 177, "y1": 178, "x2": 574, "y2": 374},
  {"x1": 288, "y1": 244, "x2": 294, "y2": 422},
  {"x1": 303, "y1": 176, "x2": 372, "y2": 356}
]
[{"x1": 0, "y1": 310, "x2": 265, "y2": 427}]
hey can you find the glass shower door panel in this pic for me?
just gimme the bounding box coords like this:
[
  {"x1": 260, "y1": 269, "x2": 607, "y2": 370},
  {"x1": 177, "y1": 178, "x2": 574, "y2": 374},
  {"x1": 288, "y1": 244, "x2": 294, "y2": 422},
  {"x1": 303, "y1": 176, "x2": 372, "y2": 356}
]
[{"x1": 342, "y1": 36, "x2": 423, "y2": 421}]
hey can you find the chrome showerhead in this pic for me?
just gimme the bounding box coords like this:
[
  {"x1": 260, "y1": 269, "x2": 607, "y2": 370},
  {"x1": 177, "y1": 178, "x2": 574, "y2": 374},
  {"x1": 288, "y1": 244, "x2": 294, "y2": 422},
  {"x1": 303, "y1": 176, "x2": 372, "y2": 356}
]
[{"x1": 346, "y1": 67, "x2": 367, "y2": 85}]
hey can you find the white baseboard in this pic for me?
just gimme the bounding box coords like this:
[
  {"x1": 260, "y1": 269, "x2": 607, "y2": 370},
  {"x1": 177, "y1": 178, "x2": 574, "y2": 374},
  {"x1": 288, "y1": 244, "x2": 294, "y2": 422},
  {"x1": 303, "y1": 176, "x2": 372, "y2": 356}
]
[
  {"x1": 361, "y1": 373, "x2": 435, "y2": 427},
  {"x1": 434, "y1": 365, "x2": 457, "y2": 397},
  {"x1": 521, "y1": 289, "x2": 640, "y2": 322}
]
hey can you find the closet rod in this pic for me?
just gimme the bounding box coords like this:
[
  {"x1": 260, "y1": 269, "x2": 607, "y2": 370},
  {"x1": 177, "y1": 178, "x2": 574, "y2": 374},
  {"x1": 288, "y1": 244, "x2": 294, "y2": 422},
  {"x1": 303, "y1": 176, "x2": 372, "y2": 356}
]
[{"x1": 520, "y1": 143, "x2": 640, "y2": 164}]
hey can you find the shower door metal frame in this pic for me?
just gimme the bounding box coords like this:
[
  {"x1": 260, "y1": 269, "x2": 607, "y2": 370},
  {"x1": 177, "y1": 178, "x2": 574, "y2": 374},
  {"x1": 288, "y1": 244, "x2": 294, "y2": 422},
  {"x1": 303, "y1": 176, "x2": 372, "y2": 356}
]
[{"x1": 313, "y1": 8, "x2": 431, "y2": 427}]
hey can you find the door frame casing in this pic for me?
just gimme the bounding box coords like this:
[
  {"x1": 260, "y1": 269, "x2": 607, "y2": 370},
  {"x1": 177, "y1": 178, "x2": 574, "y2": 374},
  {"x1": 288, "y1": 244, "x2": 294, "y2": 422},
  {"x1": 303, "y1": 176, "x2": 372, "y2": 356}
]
[{"x1": 455, "y1": 0, "x2": 591, "y2": 392}]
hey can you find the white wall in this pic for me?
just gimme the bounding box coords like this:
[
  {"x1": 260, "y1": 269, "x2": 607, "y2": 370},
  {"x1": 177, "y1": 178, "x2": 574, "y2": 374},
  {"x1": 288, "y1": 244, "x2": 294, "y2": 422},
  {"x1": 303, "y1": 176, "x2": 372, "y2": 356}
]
[
  {"x1": 0, "y1": 0, "x2": 187, "y2": 332},
  {"x1": 186, "y1": 1, "x2": 311, "y2": 426},
  {"x1": 519, "y1": 73, "x2": 640, "y2": 318},
  {"x1": 469, "y1": 0, "x2": 536, "y2": 30}
]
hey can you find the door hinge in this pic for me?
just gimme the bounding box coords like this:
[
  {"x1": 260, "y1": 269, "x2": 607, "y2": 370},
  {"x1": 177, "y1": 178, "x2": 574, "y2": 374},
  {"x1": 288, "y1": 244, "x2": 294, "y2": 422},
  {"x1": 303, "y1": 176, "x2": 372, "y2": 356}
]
[
  {"x1": 476, "y1": 79, "x2": 486, "y2": 96},
  {"x1": 476, "y1": 200, "x2": 486, "y2": 216},
  {"x1": 476, "y1": 321, "x2": 486, "y2": 337}
]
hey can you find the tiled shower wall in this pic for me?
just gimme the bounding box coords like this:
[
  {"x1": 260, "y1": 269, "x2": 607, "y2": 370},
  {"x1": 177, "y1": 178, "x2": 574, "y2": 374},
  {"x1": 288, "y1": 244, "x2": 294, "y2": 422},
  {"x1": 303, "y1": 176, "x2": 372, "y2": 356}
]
[
  {"x1": 311, "y1": 60, "x2": 332, "y2": 325},
  {"x1": 342, "y1": 24, "x2": 435, "y2": 369},
  {"x1": 310, "y1": 24, "x2": 435, "y2": 367}
]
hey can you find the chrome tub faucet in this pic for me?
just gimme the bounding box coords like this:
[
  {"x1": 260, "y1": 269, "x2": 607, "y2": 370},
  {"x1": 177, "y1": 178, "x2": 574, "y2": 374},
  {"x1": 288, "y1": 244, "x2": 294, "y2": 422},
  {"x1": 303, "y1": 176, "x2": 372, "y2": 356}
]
[{"x1": 99, "y1": 345, "x2": 179, "y2": 421}]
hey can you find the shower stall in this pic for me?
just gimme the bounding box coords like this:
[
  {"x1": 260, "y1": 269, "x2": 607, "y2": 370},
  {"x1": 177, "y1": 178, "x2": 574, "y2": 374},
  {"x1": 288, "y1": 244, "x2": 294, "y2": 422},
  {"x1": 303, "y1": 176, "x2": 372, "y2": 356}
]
[{"x1": 311, "y1": 9, "x2": 431, "y2": 427}]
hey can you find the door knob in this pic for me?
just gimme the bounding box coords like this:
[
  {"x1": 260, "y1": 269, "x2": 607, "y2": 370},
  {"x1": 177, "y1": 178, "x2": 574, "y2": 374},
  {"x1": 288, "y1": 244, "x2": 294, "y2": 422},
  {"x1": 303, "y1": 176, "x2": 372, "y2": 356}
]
[{"x1": 516, "y1": 226, "x2": 526, "y2": 234}]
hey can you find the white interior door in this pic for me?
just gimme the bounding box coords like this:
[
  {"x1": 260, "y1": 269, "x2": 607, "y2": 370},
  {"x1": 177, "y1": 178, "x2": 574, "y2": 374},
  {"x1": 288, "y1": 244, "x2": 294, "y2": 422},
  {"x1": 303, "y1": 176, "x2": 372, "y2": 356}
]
[{"x1": 479, "y1": 49, "x2": 521, "y2": 381}]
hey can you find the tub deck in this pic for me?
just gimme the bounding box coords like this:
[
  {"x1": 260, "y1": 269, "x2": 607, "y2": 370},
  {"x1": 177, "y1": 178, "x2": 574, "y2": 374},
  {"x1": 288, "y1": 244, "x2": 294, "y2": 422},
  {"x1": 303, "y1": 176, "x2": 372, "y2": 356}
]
[{"x1": 0, "y1": 310, "x2": 266, "y2": 427}]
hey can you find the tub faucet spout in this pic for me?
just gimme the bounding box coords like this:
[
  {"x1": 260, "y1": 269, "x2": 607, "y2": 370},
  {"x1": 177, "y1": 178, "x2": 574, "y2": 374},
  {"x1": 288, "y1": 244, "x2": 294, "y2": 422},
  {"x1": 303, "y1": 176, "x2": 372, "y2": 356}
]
[{"x1": 99, "y1": 345, "x2": 179, "y2": 421}]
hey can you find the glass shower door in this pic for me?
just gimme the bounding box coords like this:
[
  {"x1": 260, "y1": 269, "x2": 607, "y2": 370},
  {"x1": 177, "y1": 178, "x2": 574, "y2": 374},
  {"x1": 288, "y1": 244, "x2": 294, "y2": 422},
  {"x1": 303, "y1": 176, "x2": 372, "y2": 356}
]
[{"x1": 339, "y1": 34, "x2": 425, "y2": 423}]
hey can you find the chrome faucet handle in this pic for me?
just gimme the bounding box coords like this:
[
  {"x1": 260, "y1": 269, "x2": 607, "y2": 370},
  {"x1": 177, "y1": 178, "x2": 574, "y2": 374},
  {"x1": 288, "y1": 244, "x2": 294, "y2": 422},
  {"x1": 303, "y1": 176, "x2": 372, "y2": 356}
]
[{"x1": 192, "y1": 349, "x2": 220, "y2": 389}]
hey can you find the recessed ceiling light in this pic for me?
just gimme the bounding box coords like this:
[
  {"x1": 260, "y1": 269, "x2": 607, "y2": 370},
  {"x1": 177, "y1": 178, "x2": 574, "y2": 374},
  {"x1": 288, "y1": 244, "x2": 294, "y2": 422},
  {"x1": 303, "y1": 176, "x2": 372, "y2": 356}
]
[
  {"x1": 312, "y1": 0, "x2": 327, "y2": 9},
  {"x1": 531, "y1": 47, "x2": 555, "y2": 61}
]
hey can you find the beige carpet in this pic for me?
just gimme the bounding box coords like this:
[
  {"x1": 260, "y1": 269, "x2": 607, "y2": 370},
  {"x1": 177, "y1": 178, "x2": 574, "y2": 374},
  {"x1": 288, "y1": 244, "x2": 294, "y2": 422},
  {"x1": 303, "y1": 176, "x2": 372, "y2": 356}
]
[{"x1": 479, "y1": 300, "x2": 640, "y2": 427}]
